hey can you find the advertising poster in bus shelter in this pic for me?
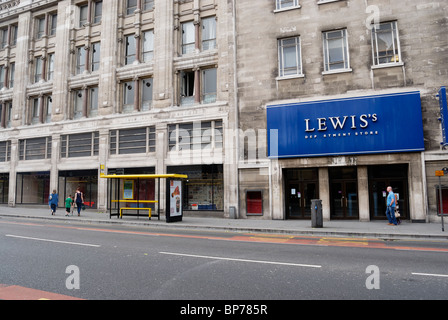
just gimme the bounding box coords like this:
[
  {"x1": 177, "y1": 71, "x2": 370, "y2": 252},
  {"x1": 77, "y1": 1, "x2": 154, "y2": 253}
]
[{"x1": 167, "y1": 180, "x2": 183, "y2": 222}]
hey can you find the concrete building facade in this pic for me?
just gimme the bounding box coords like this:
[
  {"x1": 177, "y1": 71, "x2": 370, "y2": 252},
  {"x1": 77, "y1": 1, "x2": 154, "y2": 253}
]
[{"x1": 0, "y1": 0, "x2": 447, "y2": 224}]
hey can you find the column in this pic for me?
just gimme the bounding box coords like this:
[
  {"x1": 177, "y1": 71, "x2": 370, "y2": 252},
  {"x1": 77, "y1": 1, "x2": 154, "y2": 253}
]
[
  {"x1": 319, "y1": 167, "x2": 331, "y2": 221},
  {"x1": 357, "y1": 166, "x2": 370, "y2": 221}
]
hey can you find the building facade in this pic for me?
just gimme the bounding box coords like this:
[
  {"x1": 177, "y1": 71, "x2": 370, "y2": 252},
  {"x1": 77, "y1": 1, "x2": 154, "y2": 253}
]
[
  {"x1": 0, "y1": 0, "x2": 239, "y2": 216},
  {"x1": 236, "y1": 0, "x2": 448, "y2": 223},
  {"x1": 0, "y1": 0, "x2": 447, "y2": 224}
]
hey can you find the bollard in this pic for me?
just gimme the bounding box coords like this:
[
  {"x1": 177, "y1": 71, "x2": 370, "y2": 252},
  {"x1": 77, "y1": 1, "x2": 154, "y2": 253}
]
[{"x1": 311, "y1": 199, "x2": 323, "y2": 228}]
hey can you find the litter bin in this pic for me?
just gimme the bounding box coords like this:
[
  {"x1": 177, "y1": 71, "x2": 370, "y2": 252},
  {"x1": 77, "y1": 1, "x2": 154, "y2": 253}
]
[{"x1": 311, "y1": 199, "x2": 323, "y2": 228}]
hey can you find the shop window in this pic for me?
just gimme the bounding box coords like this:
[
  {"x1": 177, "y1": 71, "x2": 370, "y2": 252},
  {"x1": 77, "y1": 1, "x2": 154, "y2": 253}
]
[
  {"x1": 246, "y1": 191, "x2": 263, "y2": 215},
  {"x1": 436, "y1": 186, "x2": 448, "y2": 215},
  {"x1": 109, "y1": 126, "x2": 155, "y2": 155},
  {"x1": 168, "y1": 164, "x2": 223, "y2": 211},
  {"x1": 60, "y1": 132, "x2": 99, "y2": 158}
]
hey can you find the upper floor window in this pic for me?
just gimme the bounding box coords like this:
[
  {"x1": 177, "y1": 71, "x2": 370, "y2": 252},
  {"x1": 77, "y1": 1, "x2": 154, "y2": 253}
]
[
  {"x1": 125, "y1": 34, "x2": 136, "y2": 65},
  {"x1": 91, "y1": 42, "x2": 101, "y2": 71},
  {"x1": 47, "y1": 54, "x2": 55, "y2": 81},
  {"x1": 322, "y1": 29, "x2": 350, "y2": 73},
  {"x1": 202, "y1": 17, "x2": 217, "y2": 51},
  {"x1": 61, "y1": 132, "x2": 99, "y2": 158},
  {"x1": 78, "y1": 1, "x2": 103, "y2": 27},
  {"x1": 278, "y1": 36, "x2": 302, "y2": 78},
  {"x1": 19, "y1": 137, "x2": 52, "y2": 160},
  {"x1": 110, "y1": 126, "x2": 156, "y2": 155},
  {"x1": 276, "y1": 0, "x2": 300, "y2": 11},
  {"x1": 181, "y1": 21, "x2": 195, "y2": 54},
  {"x1": 35, "y1": 16, "x2": 45, "y2": 39},
  {"x1": 142, "y1": 30, "x2": 154, "y2": 62},
  {"x1": 76, "y1": 47, "x2": 86, "y2": 75},
  {"x1": 0, "y1": 141, "x2": 11, "y2": 162},
  {"x1": 143, "y1": 0, "x2": 155, "y2": 11},
  {"x1": 180, "y1": 67, "x2": 217, "y2": 106},
  {"x1": 126, "y1": 0, "x2": 138, "y2": 15},
  {"x1": 49, "y1": 13, "x2": 57, "y2": 36},
  {"x1": 371, "y1": 21, "x2": 402, "y2": 66}
]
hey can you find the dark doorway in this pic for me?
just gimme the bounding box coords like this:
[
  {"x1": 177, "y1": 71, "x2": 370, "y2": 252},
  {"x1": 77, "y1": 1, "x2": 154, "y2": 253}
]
[
  {"x1": 285, "y1": 169, "x2": 318, "y2": 219},
  {"x1": 329, "y1": 167, "x2": 359, "y2": 219},
  {"x1": 368, "y1": 164, "x2": 409, "y2": 220}
]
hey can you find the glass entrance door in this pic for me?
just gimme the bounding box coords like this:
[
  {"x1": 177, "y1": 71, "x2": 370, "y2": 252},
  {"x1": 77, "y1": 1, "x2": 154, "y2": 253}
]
[
  {"x1": 286, "y1": 181, "x2": 318, "y2": 219},
  {"x1": 329, "y1": 167, "x2": 359, "y2": 219}
]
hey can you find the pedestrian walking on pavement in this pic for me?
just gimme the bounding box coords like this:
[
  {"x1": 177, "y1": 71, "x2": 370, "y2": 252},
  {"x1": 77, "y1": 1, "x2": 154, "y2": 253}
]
[
  {"x1": 386, "y1": 186, "x2": 398, "y2": 226},
  {"x1": 65, "y1": 195, "x2": 73, "y2": 217},
  {"x1": 48, "y1": 189, "x2": 59, "y2": 216},
  {"x1": 74, "y1": 187, "x2": 84, "y2": 217}
]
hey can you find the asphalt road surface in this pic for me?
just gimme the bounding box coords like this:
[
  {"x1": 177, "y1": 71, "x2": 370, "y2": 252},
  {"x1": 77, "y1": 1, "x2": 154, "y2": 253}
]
[{"x1": 1, "y1": 216, "x2": 447, "y2": 304}]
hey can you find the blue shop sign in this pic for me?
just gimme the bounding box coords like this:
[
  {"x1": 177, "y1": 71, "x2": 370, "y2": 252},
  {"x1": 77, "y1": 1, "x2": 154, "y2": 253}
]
[{"x1": 267, "y1": 91, "x2": 424, "y2": 158}]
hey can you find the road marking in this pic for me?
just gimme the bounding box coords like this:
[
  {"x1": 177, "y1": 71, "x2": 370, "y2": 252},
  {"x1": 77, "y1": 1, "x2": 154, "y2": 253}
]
[
  {"x1": 412, "y1": 272, "x2": 448, "y2": 278},
  {"x1": 159, "y1": 251, "x2": 322, "y2": 268},
  {"x1": 5, "y1": 234, "x2": 100, "y2": 247}
]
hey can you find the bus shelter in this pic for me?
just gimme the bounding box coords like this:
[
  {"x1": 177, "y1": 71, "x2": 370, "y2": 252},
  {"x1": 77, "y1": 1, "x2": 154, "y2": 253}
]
[{"x1": 100, "y1": 173, "x2": 188, "y2": 223}]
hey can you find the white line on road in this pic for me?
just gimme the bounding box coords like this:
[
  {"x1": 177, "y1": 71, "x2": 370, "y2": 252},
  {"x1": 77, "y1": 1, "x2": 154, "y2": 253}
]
[
  {"x1": 159, "y1": 251, "x2": 322, "y2": 268},
  {"x1": 412, "y1": 272, "x2": 448, "y2": 278},
  {"x1": 5, "y1": 234, "x2": 101, "y2": 247}
]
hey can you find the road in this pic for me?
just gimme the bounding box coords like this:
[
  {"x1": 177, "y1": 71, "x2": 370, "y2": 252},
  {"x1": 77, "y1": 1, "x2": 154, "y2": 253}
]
[{"x1": 0, "y1": 216, "x2": 447, "y2": 304}]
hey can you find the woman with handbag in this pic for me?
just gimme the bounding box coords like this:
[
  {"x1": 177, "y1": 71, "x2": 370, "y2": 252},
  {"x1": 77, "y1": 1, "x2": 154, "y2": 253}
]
[{"x1": 74, "y1": 187, "x2": 84, "y2": 217}]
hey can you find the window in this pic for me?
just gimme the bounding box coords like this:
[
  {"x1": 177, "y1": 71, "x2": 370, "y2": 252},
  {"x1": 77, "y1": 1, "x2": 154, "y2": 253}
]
[
  {"x1": 0, "y1": 65, "x2": 5, "y2": 89},
  {"x1": 49, "y1": 14, "x2": 57, "y2": 36},
  {"x1": 125, "y1": 35, "x2": 136, "y2": 65},
  {"x1": 8, "y1": 63, "x2": 14, "y2": 88},
  {"x1": 168, "y1": 120, "x2": 223, "y2": 152},
  {"x1": 61, "y1": 132, "x2": 99, "y2": 158},
  {"x1": 45, "y1": 96, "x2": 52, "y2": 123},
  {"x1": 93, "y1": 1, "x2": 103, "y2": 24},
  {"x1": 31, "y1": 99, "x2": 40, "y2": 124},
  {"x1": 109, "y1": 127, "x2": 156, "y2": 155},
  {"x1": 47, "y1": 54, "x2": 54, "y2": 81},
  {"x1": 202, "y1": 68, "x2": 217, "y2": 104},
  {"x1": 180, "y1": 67, "x2": 217, "y2": 105},
  {"x1": 76, "y1": 47, "x2": 86, "y2": 74},
  {"x1": 79, "y1": 1, "x2": 103, "y2": 26},
  {"x1": 19, "y1": 137, "x2": 52, "y2": 160},
  {"x1": 181, "y1": 21, "x2": 195, "y2": 54},
  {"x1": 141, "y1": 78, "x2": 153, "y2": 111},
  {"x1": 34, "y1": 57, "x2": 43, "y2": 83},
  {"x1": 73, "y1": 90, "x2": 84, "y2": 119},
  {"x1": 79, "y1": 5, "x2": 88, "y2": 27},
  {"x1": 0, "y1": 141, "x2": 11, "y2": 162},
  {"x1": 278, "y1": 36, "x2": 302, "y2": 77},
  {"x1": 142, "y1": 30, "x2": 154, "y2": 62},
  {"x1": 202, "y1": 17, "x2": 217, "y2": 51},
  {"x1": 91, "y1": 42, "x2": 101, "y2": 71},
  {"x1": 143, "y1": 0, "x2": 155, "y2": 11},
  {"x1": 323, "y1": 29, "x2": 350, "y2": 72},
  {"x1": 89, "y1": 87, "x2": 99, "y2": 117},
  {"x1": 276, "y1": 0, "x2": 299, "y2": 10},
  {"x1": 180, "y1": 71, "x2": 195, "y2": 106},
  {"x1": 0, "y1": 29, "x2": 8, "y2": 49},
  {"x1": 35, "y1": 17, "x2": 45, "y2": 39},
  {"x1": 123, "y1": 81, "x2": 135, "y2": 113},
  {"x1": 372, "y1": 21, "x2": 401, "y2": 66},
  {"x1": 126, "y1": 0, "x2": 138, "y2": 15},
  {"x1": 10, "y1": 25, "x2": 17, "y2": 46}
]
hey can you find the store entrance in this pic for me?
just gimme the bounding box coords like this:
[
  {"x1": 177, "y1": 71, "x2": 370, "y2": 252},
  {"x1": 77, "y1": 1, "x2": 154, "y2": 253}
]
[
  {"x1": 284, "y1": 169, "x2": 318, "y2": 219},
  {"x1": 329, "y1": 167, "x2": 359, "y2": 219},
  {"x1": 368, "y1": 164, "x2": 409, "y2": 220}
]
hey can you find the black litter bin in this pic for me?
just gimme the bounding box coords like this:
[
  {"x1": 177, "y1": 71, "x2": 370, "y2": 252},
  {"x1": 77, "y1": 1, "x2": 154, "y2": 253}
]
[{"x1": 311, "y1": 199, "x2": 323, "y2": 228}]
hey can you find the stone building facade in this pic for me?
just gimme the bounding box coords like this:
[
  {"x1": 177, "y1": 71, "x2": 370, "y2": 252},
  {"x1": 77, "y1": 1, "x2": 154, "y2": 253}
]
[
  {"x1": 0, "y1": 0, "x2": 239, "y2": 216},
  {"x1": 0, "y1": 0, "x2": 447, "y2": 224},
  {"x1": 235, "y1": 0, "x2": 447, "y2": 223}
]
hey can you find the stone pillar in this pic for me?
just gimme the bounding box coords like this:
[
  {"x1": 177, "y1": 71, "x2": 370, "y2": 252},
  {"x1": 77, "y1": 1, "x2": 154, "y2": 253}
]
[
  {"x1": 319, "y1": 167, "x2": 331, "y2": 221},
  {"x1": 357, "y1": 166, "x2": 370, "y2": 221},
  {"x1": 8, "y1": 139, "x2": 18, "y2": 207},
  {"x1": 98, "y1": 0, "x2": 119, "y2": 115},
  {"x1": 97, "y1": 130, "x2": 109, "y2": 212}
]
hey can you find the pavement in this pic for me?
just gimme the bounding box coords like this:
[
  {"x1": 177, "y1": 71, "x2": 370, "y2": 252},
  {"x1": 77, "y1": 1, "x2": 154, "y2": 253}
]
[{"x1": 0, "y1": 205, "x2": 447, "y2": 241}]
